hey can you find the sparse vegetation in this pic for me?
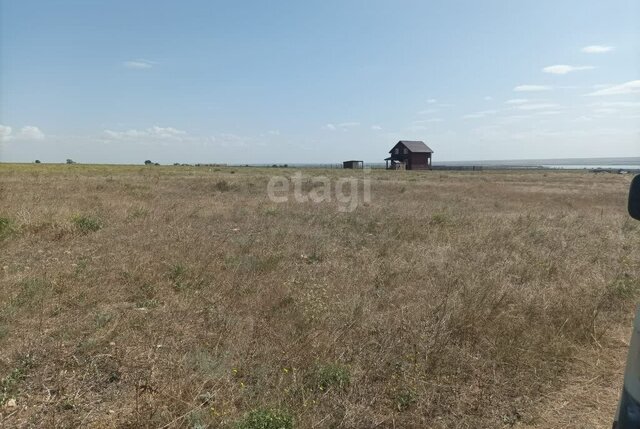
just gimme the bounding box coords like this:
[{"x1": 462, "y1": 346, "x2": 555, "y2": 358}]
[
  {"x1": 71, "y1": 215, "x2": 102, "y2": 233},
  {"x1": 0, "y1": 216, "x2": 14, "y2": 240},
  {"x1": 311, "y1": 363, "x2": 350, "y2": 391},
  {"x1": 214, "y1": 179, "x2": 231, "y2": 192},
  {"x1": 236, "y1": 408, "x2": 293, "y2": 429},
  {"x1": 0, "y1": 164, "x2": 637, "y2": 428}
]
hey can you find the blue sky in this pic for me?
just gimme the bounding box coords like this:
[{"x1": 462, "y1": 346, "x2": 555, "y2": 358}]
[{"x1": 1, "y1": 0, "x2": 639, "y2": 164}]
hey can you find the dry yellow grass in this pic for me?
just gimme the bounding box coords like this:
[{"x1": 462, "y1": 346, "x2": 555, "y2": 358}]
[{"x1": 0, "y1": 164, "x2": 638, "y2": 428}]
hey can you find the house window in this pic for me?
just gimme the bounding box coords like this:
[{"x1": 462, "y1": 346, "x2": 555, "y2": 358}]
[
  {"x1": 394, "y1": 148, "x2": 399, "y2": 154},
  {"x1": 403, "y1": 148, "x2": 408, "y2": 154}
]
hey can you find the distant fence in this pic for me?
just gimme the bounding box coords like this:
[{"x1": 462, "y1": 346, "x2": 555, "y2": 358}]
[{"x1": 226, "y1": 164, "x2": 640, "y2": 172}]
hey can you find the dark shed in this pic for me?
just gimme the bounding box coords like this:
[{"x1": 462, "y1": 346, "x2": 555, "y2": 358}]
[{"x1": 343, "y1": 160, "x2": 364, "y2": 169}]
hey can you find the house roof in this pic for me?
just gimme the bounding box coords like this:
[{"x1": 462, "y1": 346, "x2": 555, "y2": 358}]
[{"x1": 390, "y1": 140, "x2": 434, "y2": 153}]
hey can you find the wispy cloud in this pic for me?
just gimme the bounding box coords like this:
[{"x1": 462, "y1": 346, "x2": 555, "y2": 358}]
[
  {"x1": 517, "y1": 103, "x2": 560, "y2": 111},
  {"x1": 593, "y1": 108, "x2": 617, "y2": 115},
  {"x1": 462, "y1": 110, "x2": 498, "y2": 119},
  {"x1": 411, "y1": 118, "x2": 443, "y2": 125},
  {"x1": 590, "y1": 101, "x2": 640, "y2": 108},
  {"x1": 371, "y1": 125, "x2": 382, "y2": 131},
  {"x1": 581, "y1": 45, "x2": 614, "y2": 54},
  {"x1": 542, "y1": 65, "x2": 594, "y2": 75},
  {"x1": 586, "y1": 80, "x2": 640, "y2": 96},
  {"x1": 325, "y1": 122, "x2": 360, "y2": 131},
  {"x1": 536, "y1": 110, "x2": 562, "y2": 116},
  {"x1": 0, "y1": 124, "x2": 45, "y2": 142},
  {"x1": 505, "y1": 98, "x2": 529, "y2": 104},
  {"x1": 514, "y1": 85, "x2": 552, "y2": 92},
  {"x1": 484, "y1": 96, "x2": 493, "y2": 101},
  {"x1": 427, "y1": 99, "x2": 437, "y2": 104},
  {"x1": 104, "y1": 126, "x2": 187, "y2": 140},
  {"x1": 123, "y1": 59, "x2": 155, "y2": 69}
]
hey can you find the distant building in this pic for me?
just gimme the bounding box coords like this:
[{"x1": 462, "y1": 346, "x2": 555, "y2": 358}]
[
  {"x1": 385, "y1": 140, "x2": 433, "y2": 170},
  {"x1": 343, "y1": 160, "x2": 364, "y2": 169}
]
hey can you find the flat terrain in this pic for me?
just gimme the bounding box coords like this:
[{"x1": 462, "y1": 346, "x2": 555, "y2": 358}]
[{"x1": 0, "y1": 164, "x2": 638, "y2": 428}]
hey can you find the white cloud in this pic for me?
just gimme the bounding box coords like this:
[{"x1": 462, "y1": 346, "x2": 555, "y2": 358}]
[
  {"x1": 411, "y1": 118, "x2": 443, "y2": 125},
  {"x1": 216, "y1": 133, "x2": 245, "y2": 146},
  {"x1": 427, "y1": 99, "x2": 437, "y2": 104},
  {"x1": 267, "y1": 130, "x2": 280, "y2": 136},
  {"x1": 581, "y1": 45, "x2": 614, "y2": 54},
  {"x1": 18, "y1": 126, "x2": 45, "y2": 140},
  {"x1": 593, "y1": 108, "x2": 617, "y2": 115},
  {"x1": 591, "y1": 101, "x2": 640, "y2": 108},
  {"x1": 0, "y1": 125, "x2": 12, "y2": 142},
  {"x1": 104, "y1": 126, "x2": 187, "y2": 140},
  {"x1": 537, "y1": 110, "x2": 562, "y2": 115},
  {"x1": 326, "y1": 122, "x2": 359, "y2": 131},
  {"x1": 542, "y1": 65, "x2": 594, "y2": 75},
  {"x1": 505, "y1": 98, "x2": 529, "y2": 104},
  {"x1": 484, "y1": 96, "x2": 493, "y2": 101},
  {"x1": 123, "y1": 59, "x2": 155, "y2": 69},
  {"x1": 498, "y1": 115, "x2": 532, "y2": 123},
  {"x1": 586, "y1": 80, "x2": 640, "y2": 96},
  {"x1": 371, "y1": 125, "x2": 382, "y2": 131},
  {"x1": 0, "y1": 125, "x2": 45, "y2": 142},
  {"x1": 463, "y1": 110, "x2": 498, "y2": 119},
  {"x1": 514, "y1": 85, "x2": 552, "y2": 92},
  {"x1": 417, "y1": 108, "x2": 438, "y2": 115},
  {"x1": 517, "y1": 103, "x2": 560, "y2": 111}
]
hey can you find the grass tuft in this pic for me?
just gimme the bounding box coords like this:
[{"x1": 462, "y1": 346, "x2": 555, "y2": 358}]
[
  {"x1": 72, "y1": 215, "x2": 102, "y2": 233},
  {"x1": 236, "y1": 408, "x2": 293, "y2": 429},
  {"x1": 311, "y1": 363, "x2": 350, "y2": 392},
  {"x1": 0, "y1": 216, "x2": 14, "y2": 240}
]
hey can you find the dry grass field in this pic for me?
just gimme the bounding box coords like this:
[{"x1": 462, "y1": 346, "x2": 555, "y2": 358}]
[{"x1": 0, "y1": 164, "x2": 638, "y2": 428}]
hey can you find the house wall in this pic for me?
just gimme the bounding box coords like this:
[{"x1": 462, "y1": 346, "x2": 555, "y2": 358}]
[{"x1": 409, "y1": 153, "x2": 429, "y2": 170}]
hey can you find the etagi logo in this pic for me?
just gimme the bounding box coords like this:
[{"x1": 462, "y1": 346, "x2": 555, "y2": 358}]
[{"x1": 267, "y1": 170, "x2": 371, "y2": 212}]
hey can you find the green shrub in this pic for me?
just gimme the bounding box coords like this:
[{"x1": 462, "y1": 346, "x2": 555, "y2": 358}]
[
  {"x1": 0, "y1": 354, "x2": 34, "y2": 406},
  {"x1": 169, "y1": 263, "x2": 187, "y2": 280},
  {"x1": 237, "y1": 408, "x2": 293, "y2": 429},
  {"x1": 430, "y1": 213, "x2": 449, "y2": 226},
  {"x1": 94, "y1": 312, "x2": 112, "y2": 328},
  {"x1": 72, "y1": 215, "x2": 102, "y2": 233},
  {"x1": 394, "y1": 389, "x2": 417, "y2": 411},
  {"x1": 312, "y1": 364, "x2": 350, "y2": 391},
  {"x1": 13, "y1": 278, "x2": 51, "y2": 309},
  {"x1": 0, "y1": 217, "x2": 14, "y2": 240},
  {"x1": 214, "y1": 180, "x2": 231, "y2": 192},
  {"x1": 169, "y1": 263, "x2": 188, "y2": 290}
]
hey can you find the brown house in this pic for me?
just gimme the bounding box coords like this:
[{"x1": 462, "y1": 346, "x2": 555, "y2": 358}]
[{"x1": 385, "y1": 140, "x2": 433, "y2": 170}]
